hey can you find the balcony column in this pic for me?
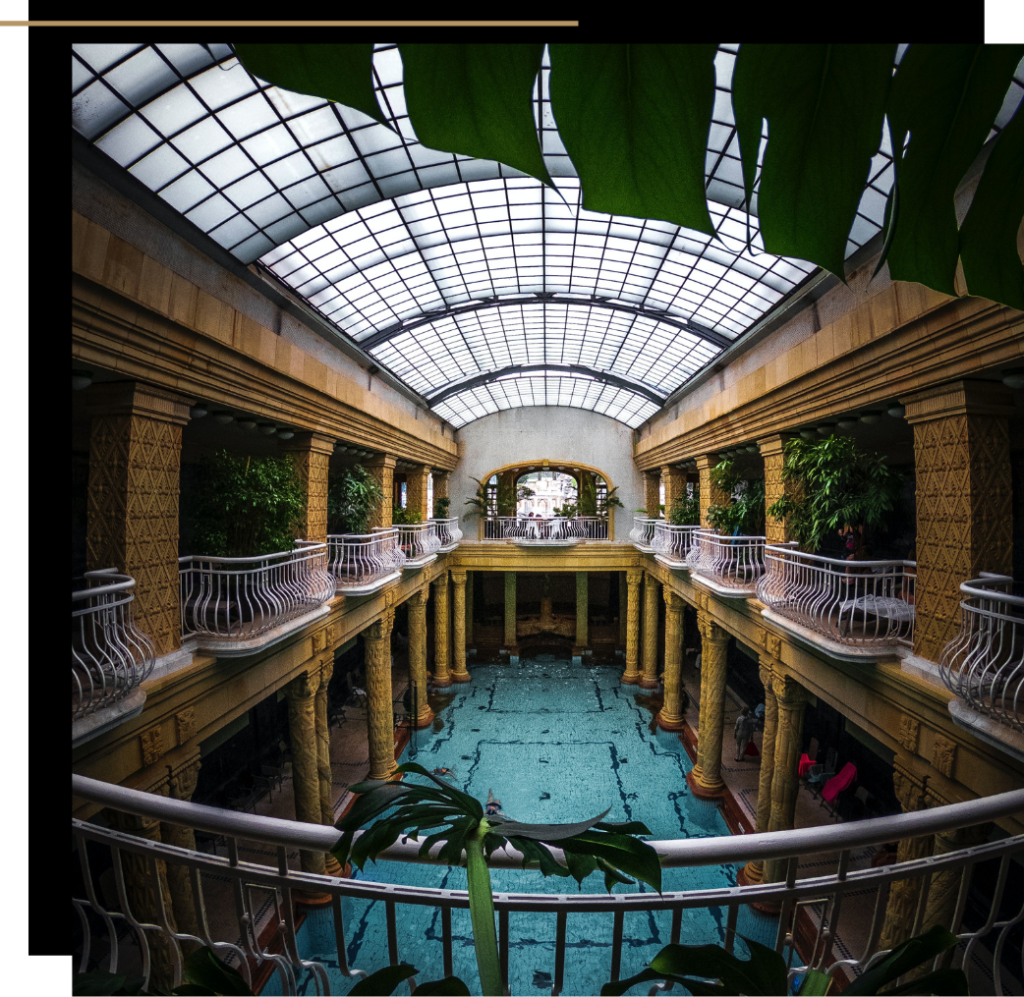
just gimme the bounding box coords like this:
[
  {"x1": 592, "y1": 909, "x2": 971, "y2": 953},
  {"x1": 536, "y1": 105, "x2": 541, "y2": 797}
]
[
  {"x1": 86, "y1": 381, "x2": 192, "y2": 657},
  {"x1": 365, "y1": 610, "x2": 397, "y2": 780},
  {"x1": 407, "y1": 588, "x2": 434, "y2": 727},
  {"x1": 644, "y1": 472, "x2": 661, "y2": 518},
  {"x1": 618, "y1": 573, "x2": 628, "y2": 646},
  {"x1": 657, "y1": 589, "x2": 686, "y2": 729},
  {"x1": 314, "y1": 654, "x2": 344, "y2": 877},
  {"x1": 759, "y1": 434, "x2": 800, "y2": 545},
  {"x1": 504, "y1": 571, "x2": 517, "y2": 648},
  {"x1": 433, "y1": 570, "x2": 452, "y2": 687},
  {"x1": 922, "y1": 821, "x2": 993, "y2": 933},
  {"x1": 740, "y1": 658, "x2": 779, "y2": 885},
  {"x1": 281, "y1": 432, "x2": 335, "y2": 543},
  {"x1": 763, "y1": 673, "x2": 809, "y2": 884},
  {"x1": 661, "y1": 465, "x2": 686, "y2": 515},
  {"x1": 431, "y1": 470, "x2": 450, "y2": 508},
  {"x1": 575, "y1": 572, "x2": 589, "y2": 648},
  {"x1": 450, "y1": 569, "x2": 471, "y2": 682},
  {"x1": 622, "y1": 569, "x2": 642, "y2": 684},
  {"x1": 285, "y1": 669, "x2": 327, "y2": 881},
  {"x1": 903, "y1": 381, "x2": 1014, "y2": 662},
  {"x1": 161, "y1": 753, "x2": 203, "y2": 942},
  {"x1": 695, "y1": 454, "x2": 730, "y2": 529},
  {"x1": 364, "y1": 454, "x2": 397, "y2": 530},
  {"x1": 406, "y1": 463, "x2": 431, "y2": 522},
  {"x1": 465, "y1": 571, "x2": 473, "y2": 644},
  {"x1": 639, "y1": 571, "x2": 661, "y2": 688},
  {"x1": 687, "y1": 611, "x2": 730, "y2": 798}
]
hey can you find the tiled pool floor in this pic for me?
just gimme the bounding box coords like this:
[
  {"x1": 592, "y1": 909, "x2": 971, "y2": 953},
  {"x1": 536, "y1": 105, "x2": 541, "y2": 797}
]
[{"x1": 262, "y1": 655, "x2": 779, "y2": 995}]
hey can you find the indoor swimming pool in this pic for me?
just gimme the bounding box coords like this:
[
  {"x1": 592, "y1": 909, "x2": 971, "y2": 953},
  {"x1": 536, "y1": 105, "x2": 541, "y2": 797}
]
[{"x1": 262, "y1": 654, "x2": 777, "y2": 995}]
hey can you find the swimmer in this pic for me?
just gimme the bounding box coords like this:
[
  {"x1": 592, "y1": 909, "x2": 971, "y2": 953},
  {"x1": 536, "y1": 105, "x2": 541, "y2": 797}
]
[
  {"x1": 485, "y1": 788, "x2": 505, "y2": 817},
  {"x1": 431, "y1": 767, "x2": 455, "y2": 778}
]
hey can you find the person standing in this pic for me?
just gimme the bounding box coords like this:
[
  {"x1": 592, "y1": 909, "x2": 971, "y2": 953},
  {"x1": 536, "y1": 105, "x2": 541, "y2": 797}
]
[{"x1": 734, "y1": 706, "x2": 757, "y2": 761}]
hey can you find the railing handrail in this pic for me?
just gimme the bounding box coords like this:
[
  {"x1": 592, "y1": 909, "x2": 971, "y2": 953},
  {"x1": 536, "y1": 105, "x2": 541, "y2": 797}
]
[
  {"x1": 372, "y1": 522, "x2": 434, "y2": 532},
  {"x1": 327, "y1": 530, "x2": 399, "y2": 541},
  {"x1": 654, "y1": 522, "x2": 701, "y2": 532},
  {"x1": 72, "y1": 568, "x2": 136, "y2": 604},
  {"x1": 70, "y1": 773, "x2": 1024, "y2": 869},
  {"x1": 959, "y1": 572, "x2": 1022, "y2": 608},
  {"x1": 178, "y1": 543, "x2": 328, "y2": 567},
  {"x1": 764, "y1": 545, "x2": 917, "y2": 571}
]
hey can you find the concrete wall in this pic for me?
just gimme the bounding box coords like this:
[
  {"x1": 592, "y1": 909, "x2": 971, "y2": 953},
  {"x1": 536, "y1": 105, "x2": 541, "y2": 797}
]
[{"x1": 451, "y1": 407, "x2": 643, "y2": 539}]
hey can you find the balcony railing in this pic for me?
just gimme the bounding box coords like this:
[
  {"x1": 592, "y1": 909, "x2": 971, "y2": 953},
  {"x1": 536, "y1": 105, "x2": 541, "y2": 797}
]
[
  {"x1": 629, "y1": 515, "x2": 658, "y2": 551},
  {"x1": 179, "y1": 545, "x2": 334, "y2": 651},
  {"x1": 571, "y1": 516, "x2": 609, "y2": 539},
  {"x1": 429, "y1": 516, "x2": 463, "y2": 552},
  {"x1": 685, "y1": 530, "x2": 778, "y2": 596},
  {"x1": 374, "y1": 522, "x2": 440, "y2": 568},
  {"x1": 72, "y1": 570, "x2": 155, "y2": 720},
  {"x1": 326, "y1": 531, "x2": 406, "y2": 595},
  {"x1": 483, "y1": 516, "x2": 585, "y2": 545},
  {"x1": 940, "y1": 574, "x2": 1023, "y2": 735},
  {"x1": 651, "y1": 522, "x2": 701, "y2": 568},
  {"x1": 72, "y1": 772, "x2": 1024, "y2": 997},
  {"x1": 757, "y1": 547, "x2": 916, "y2": 656}
]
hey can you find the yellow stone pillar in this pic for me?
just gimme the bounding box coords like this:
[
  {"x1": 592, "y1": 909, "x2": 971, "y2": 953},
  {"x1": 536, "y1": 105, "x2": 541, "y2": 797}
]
[
  {"x1": 314, "y1": 655, "x2": 344, "y2": 877},
  {"x1": 640, "y1": 572, "x2": 661, "y2": 689},
  {"x1": 406, "y1": 463, "x2": 431, "y2": 522},
  {"x1": 86, "y1": 381, "x2": 192, "y2": 657},
  {"x1": 498, "y1": 469, "x2": 516, "y2": 515},
  {"x1": 432, "y1": 470, "x2": 450, "y2": 505},
  {"x1": 162, "y1": 754, "x2": 203, "y2": 943},
  {"x1": 695, "y1": 454, "x2": 730, "y2": 529},
  {"x1": 763, "y1": 674, "x2": 809, "y2": 884},
  {"x1": 618, "y1": 573, "x2": 628, "y2": 646},
  {"x1": 433, "y1": 570, "x2": 452, "y2": 686},
  {"x1": 657, "y1": 589, "x2": 686, "y2": 730},
  {"x1": 281, "y1": 432, "x2": 335, "y2": 543},
  {"x1": 740, "y1": 657, "x2": 779, "y2": 885},
  {"x1": 450, "y1": 569, "x2": 470, "y2": 682},
  {"x1": 622, "y1": 569, "x2": 642, "y2": 684},
  {"x1": 504, "y1": 571, "x2": 517, "y2": 648},
  {"x1": 661, "y1": 465, "x2": 686, "y2": 516},
  {"x1": 687, "y1": 611, "x2": 730, "y2": 798},
  {"x1": 903, "y1": 381, "x2": 1014, "y2": 662},
  {"x1": 922, "y1": 821, "x2": 992, "y2": 933},
  {"x1": 879, "y1": 763, "x2": 934, "y2": 950},
  {"x1": 576, "y1": 572, "x2": 589, "y2": 648},
  {"x1": 365, "y1": 611, "x2": 397, "y2": 780},
  {"x1": 759, "y1": 434, "x2": 800, "y2": 546},
  {"x1": 364, "y1": 454, "x2": 397, "y2": 530},
  {"x1": 285, "y1": 670, "x2": 327, "y2": 878},
  {"x1": 407, "y1": 588, "x2": 434, "y2": 727},
  {"x1": 465, "y1": 570, "x2": 473, "y2": 644},
  {"x1": 644, "y1": 472, "x2": 661, "y2": 518}
]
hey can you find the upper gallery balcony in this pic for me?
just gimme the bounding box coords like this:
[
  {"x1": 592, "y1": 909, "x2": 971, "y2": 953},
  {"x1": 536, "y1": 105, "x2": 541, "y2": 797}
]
[
  {"x1": 179, "y1": 543, "x2": 335, "y2": 655},
  {"x1": 685, "y1": 530, "x2": 785, "y2": 598},
  {"x1": 72, "y1": 569, "x2": 155, "y2": 744},
  {"x1": 373, "y1": 522, "x2": 440, "y2": 569},
  {"x1": 651, "y1": 523, "x2": 701, "y2": 570},
  {"x1": 940, "y1": 574, "x2": 1024, "y2": 762},
  {"x1": 430, "y1": 516, "x2": 463, "y2": 552},
  {"x1": 756, "y1": 546, "x2": 916, "y2": 661},
  {"x1": 629, "y1": 515, "x2": 658, "y2": 552},
  {"x1": 482, "y1": 516, "x2": 607, "y2": 546},
  {"x1": 327, "y1": 530, "x2": 406, "y2": 596}
]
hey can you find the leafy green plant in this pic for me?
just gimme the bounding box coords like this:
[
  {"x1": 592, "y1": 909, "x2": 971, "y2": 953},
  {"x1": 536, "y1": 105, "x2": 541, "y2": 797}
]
[
  {"x1": 334, "y1": 762, "x2": 661, "y2": 997},
  {"x1": 706, "y1": 459, "x2": 765, "y2": 535},
  {"x1": 578, "y1": 475, "x2": 598, "y2": 515},
  {"x1": 327, "y1": 464, "x2": 383, "y2": 535},
  {"x1": 496, "y1": 475, "x2": 516, "y2": 516},
  {"x1": 73, "y1": 945, "x2": 254, "y2": 995},
  {"x1": 348, "y1": 963, "x2": 469, "y2": 996},
  {"x1": 184, "y1": 450, "x2": 306, "y2": 557},
  {"x1": 600, "y1": 484, "x2": 625, "y2": 518},
  {"x1": 463, "y1": 477, "x2": 490, "y2": 521},
  {"x1": 433, "y1": 495, "x2": 451, "y2": 519},
  {"x1": 601, "y1": 924, "x2": 969, "y2": 996},
  {"x1": 766, "y1": 435, "x2": 905, "y2": 554},
  {"x1": 667, "y1": 487, "x2": 700, "y2": 525},
  {"x1": 392, "y1": 505, "x2": 423, "y2": 525}
]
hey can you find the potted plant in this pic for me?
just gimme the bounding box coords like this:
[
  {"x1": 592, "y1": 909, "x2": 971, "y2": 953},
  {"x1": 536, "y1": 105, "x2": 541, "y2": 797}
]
[
  {"x1": 667, "y1": 485, "x2": 700, "y2": 526},
  {"x1": 433, "y1": 495, "x2": 451, "y2": 519},
  {"x1": 327, "y1": 464, "x2": 383, "y2": 536},
  {"x1": 706, "y1": 458, "x2": 765, "y2": 536}
]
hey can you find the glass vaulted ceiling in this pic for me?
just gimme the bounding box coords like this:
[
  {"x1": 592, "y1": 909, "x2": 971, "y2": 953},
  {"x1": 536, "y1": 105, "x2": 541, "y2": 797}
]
[{"x1": 72, "y1": 43, "x2": 1021, "y2": 428}]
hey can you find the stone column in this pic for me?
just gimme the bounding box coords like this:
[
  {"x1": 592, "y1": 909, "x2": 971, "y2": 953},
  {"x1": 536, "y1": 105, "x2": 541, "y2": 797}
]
[
  {"x1": 662, "y1": 465, "x2": 686, "y2": 516},
  {"x1": 619, "y1": 573, "x2": 628, "y2": 646},
  {"x1": 687, "y1": 611, "x2": 730, "y2": 798},
  {"x1": 364, "y1": 454, "x2": 397, "y2": 530},
  {"x1": 644, "y1": 472, "x2": 661, "y2": 518},
  {"x1": 433, "y1": 571, "x2": 452, "y2": 686},
  {"x1": 622, "y1": 569, "x2": 642, "y2": 684},
  {"x1": 432, "y1": 470, "x2": 450, "y2": 506},
  {"x1": 407, "y1": 588, "x2": 434, "y2": 727},
  {"x1": 922, "y1": 821, "x2": 993, "y2": 933},
  {"x1": 365, "y1": 611, "x2": 397, "y2": 780},
  {"x1": 406, "y1": 463, "x2": 432, "y2": 522},
  {"x1": 640, "y1": 572, "x2": 661, "y2": 688},
  {"x1": 86, "y1": 381, "x2": 192, "y2": 657},
  {"x1": 657, "y1": 589, "x2": 686, "y2": 729},
  {"x1": 695, "y1": 454, "x2": 731, "y2": 529},
  {"x1": 504, "y1": 571, "x2": 517, "y2": 648},
  {"x1": 903, "y1": 381, "x2": 1014, "y2": 663},
  {"x1": 759, "y1": 434, "x2": 800, "y2": 545},
  {"x1": 465, "y1": 571, "x2": 473, "y2": 645},
  {"x1": 576, "y1": 572, "x2": 589, "y2": 648},
  {"x1": 740, "y1": 657, "x2": 779, "y2": 885},
  {"x1": 314, "y1": 655, "x2": 344, "y2": 876},
  {"x1": 879, "y1": 763, "x2": 934, "y2": 950},
  {"x1": 281, "y1": 432, "x2": 335, "y2": 543},
  {"x1": 162, "y1": 754, "x2": 203, "y2": 942},
  {"x1": 285, "y1": 670, "x2": 326, "y2": 877},
  {"x1": 450, "y1": 569, "x2": 470, "y2": 682},
  {"x1": 763, "y1": 674, "x2": 810, "y2": 883},
  {"x1": 498, "y1": 469, "x2": 516, "y2": 516}
]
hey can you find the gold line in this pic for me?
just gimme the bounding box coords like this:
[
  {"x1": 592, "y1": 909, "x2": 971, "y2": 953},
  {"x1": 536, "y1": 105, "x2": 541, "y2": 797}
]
[{"x1": 1, "y1": 20, "x2": 579, "y2": 26}]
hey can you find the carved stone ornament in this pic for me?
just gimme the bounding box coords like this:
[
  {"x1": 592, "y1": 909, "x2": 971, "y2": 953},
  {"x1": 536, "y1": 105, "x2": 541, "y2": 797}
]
[
  {"x1": 756, "y1": 626, "x2": 768, "y2": 651},
  {"x1": 932, "y1": 733, "x2": 957, "y2": 778},
  {"x1": 897, "y1": 714, "x2": 920, "y2": 753},
  {"x1": 893, "y1": 764, "x2": 928, "y2": 813},
  {"x1": 175, "y1": 707, "x2": 197, "y2": 744},
  {"x1": 311, "y1": 629, "x2": 326, "y2": 654},
  {"x1": 767, "y1": 634, "x2": 783, "y2": 661},
  {"x1": 140, "y1": 726, "x2": 165, "y2": 767},
  {"x1": 325, "y1": 623, "x2": 337, "y2": 647}
]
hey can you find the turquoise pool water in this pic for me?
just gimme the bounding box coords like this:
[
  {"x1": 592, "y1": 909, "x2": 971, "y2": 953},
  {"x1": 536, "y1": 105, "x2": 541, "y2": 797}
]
[{"x1": 261, "y1": 655, "x2": 777, "y2": 995}]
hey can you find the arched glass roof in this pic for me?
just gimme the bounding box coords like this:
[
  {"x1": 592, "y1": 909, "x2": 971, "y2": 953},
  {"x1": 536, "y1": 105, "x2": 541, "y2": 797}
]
[{"x1": 71, "y1": 43, "x2": 1024, "y2": 428}]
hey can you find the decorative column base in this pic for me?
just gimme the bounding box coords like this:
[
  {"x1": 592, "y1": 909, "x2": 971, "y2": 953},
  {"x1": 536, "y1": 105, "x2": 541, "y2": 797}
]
[
  {"x1": 686, "y1": 768, "x2": 726, "y2": 799},
  {"x1": 656, "y1": 710, "x2": 686, "y2": 731},
  {"x1": 639, "y1": 675, "x2": 660, "y2": 690},
  {"x1": 736, "y1": 861, "x2": 763, "y2": 888},
  {"x1": 294, "y1": 889, "x2": 335, "y2": 908},
  {"x1": 451, "y1": 672, "x2": 472, "y2": 684},
  {"x1": 413, "y1": 706, "x2": 436, "y2": 727},
  {"x1": 431, "y1": 674, "x2": 453, "y2": 688},
  {"x1": 620, "y1": 670, "x2": 640, "y2": 685}
]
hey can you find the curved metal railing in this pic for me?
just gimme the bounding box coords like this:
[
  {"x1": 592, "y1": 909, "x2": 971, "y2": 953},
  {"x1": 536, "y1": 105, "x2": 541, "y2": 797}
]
[
  {"x1": 374, "y1": 522, "x2": 441, "y2": 565},
  {"x1": 179, "y1": 545, "x2": 334, "y2": 641},
  {"x1": 628, "y1": 515, "x2": 658, "y2": 549},
  {"x1": 429, "y1": 516, "x2": 463, "y2": 551},
  {"x1": 483, "y1": 516, "x2": 589, "y2": 542},
  {"x1": 651, "y1": 522, "x2": 701, "y2": 566},
  {"x1": 326, "y1": 531, "x2": 406, "y2": 593},
  {"x1": 571, "y1": 516, "x2": 609, "y2": 539},
  {"x1": 72, "y1": 570, "x2": 155, "y2": 719},
  {"x1": 71, "y1": 773, "x2": 1024, "y2": 996},
  {"x1": 757, "y1": 546, "x2": 916, "y2": 649},
  {"x1": 940, "y1": 574, "x2": 1023, "y2": 732},
  {"x1": 685, "y1": 530, "x2": 777, "y2": 592}
]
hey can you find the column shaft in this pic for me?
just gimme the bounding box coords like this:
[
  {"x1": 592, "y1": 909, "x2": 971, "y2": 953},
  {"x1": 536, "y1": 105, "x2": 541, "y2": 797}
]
[
  {"x1": 657, "y1": 589, "x2": 685, "y2": 729},
  {"x1": 763, "y1": 675, "x2": 809, "y2": 883},
  {"x1": 406, "y1": 464, "x2": 431, "y2": 522},
  {"x1": 451, "y1": 569, "x2": 470, "y2": 682},
  {"x1": 644, "y1": 472, "x2": 661, "y2": 518},
  {"x1": 640, "y1": 572, "x2": 661, "y2": 688},
  {"x1": 622, "y1": 570, "x2": 642, "y2": 684},
  {"x1": 695, "y1": 454, "x2": 731, "y2": 529},
  {"x1": 741, "y1": 660, "x2": 778, "y2": 884},
  {"x1": 433, "y1": 571, "x2": 452, "y2": 686},
  {"x1": 662, "y1": 465, "x2": 686, "y2": 515},
  {"x1": 408, "y1": 589, "x2": 434, "y2": 727},
  {"x1": 576, "y1": 572, "x2": 589, "y2": 647},
  {"x1": 364, "y1": 455, "x2": 397, "y2": 530},
  {"x1": 618, "y1": 573, "x2": 628, "y2": 646},
  {"x1": 365, "y1": 613, "x2": 397, "y2": 780},
  {"x1": 281, "y1": 432, "x2": 335, "y2": 543},
  {"x1": 314, "y1": 657, "x2": 344, "y2": 876},
  {"x1": 759, "y1": 435, "x2": 800, "y2": 546},
  {"x1": 162, "y1": 756, "x2": 203, "y2": 942},
  {"x1": 504, "y1": 572, "x2": 517, "y2": 647},
  {"x1": 688, "y1": 612, "x2": 729, "y2": 797},
  {"x1": 286, "y1": 671, "x2": 326, "y2": 876},
  {"x1": 465, "y1": 571, "x2": 473, "y2": 644}
]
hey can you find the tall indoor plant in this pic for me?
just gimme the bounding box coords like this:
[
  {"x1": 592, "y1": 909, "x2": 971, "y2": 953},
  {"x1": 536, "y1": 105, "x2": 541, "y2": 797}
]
[
  {"x1": 327, "y1": 464, "x2": 383, "y2": 535},
  {"x1": 706, "y1": 459, "x2": 765, "y2": 535}
]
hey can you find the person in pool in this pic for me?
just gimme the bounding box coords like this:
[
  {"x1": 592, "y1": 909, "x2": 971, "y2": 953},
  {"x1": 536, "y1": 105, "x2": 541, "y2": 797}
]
[
  {"x1": 485, "y1": 789, "x2": 506, "y2": 817},
  {"x1": 431, "y1": 767, "x2": 455, "y2": 778}
]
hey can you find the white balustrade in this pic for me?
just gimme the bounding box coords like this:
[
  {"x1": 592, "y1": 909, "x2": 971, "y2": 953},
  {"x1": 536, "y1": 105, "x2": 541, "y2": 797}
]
[
  {"x1": 629, "y1": 515, "x2": 658, "y2": 551},
  {"x1": 483, "y1": 516, "x2": 589, "y2": 544},
  {"x1": 429, "y1": 516, "x2": 463, "y2": 551},
  {"x1": 179, "y1": 544, "x2": 334, "y2": 642},
  {"x1": 571, "y1": 516, "x2": 609, "y2": 539},
  {"x1": 940, "y1": 574, "x2": 1023, "y2": 733},
  {"x1": 374, "y1": 522, "x2": 441, "y2": 567},
  {"x1": 72, "y1": 570, "x2": 155, "y2": 719},
  {"x1": 71, "y1": 772, "x2": 1024, "y2": 997},
  {"x1": 685, "y1": 530, "x2": 772, "y2": 594},
  {"x1": 327, "y1": 531, "x2": 406, "y2": 594},
  {"x1": 757, "y1": 546, "x2": 916, "y2": 650},
  {"x1": 651, "y1": 522, "x2": 701, "y2": 567}
]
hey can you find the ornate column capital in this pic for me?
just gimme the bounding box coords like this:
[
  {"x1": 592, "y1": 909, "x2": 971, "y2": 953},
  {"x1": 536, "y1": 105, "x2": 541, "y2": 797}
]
[
  {"x1": 450, "y1": 568, "x2": 467, "y2": 584},
  {"x1": 757, "y1": 657, "x2": 775, "y2": 692},
  {"x1": 286, "y1": 669, "x2": 320, "y2": 701},
  {"x1": 408, "y1": 585, "x2": 428, "y2": 609},
  {"x1": 663, "y1": 587, "x2": 684, "y2": 617},
  {"x1": 166, "y1": 750, "x2": 203, "y2": 802},
  {"x1": 432, "y1": 569, "x2": 449, "y2": 592},
  {"x1": 85, "y1": 380, "x2": 193, "y2": 426},
  {"x1": 626, "y1": 568, "x2": 643, "y2": 586},
  {"x1": 901, "y1": 379, "x2": 1015, "y2": 424},
  {"x1": 893, "y1": 760, "x2": 930, "y2": 813},
  {"x1": 771, "y1": 672, "x2": 809, "y2": 711},
  {"x1": 697, "y1": 609, "x2": 729, "y2": 645},
  {"x1": 280, "y1": 431, "x2": 336, "y2": 457}
]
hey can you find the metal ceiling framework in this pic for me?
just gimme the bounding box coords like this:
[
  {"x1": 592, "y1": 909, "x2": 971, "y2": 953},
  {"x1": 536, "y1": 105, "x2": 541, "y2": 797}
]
[{"x1": 73, "y1": 42, "x2": 1021, "y2": 428}]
